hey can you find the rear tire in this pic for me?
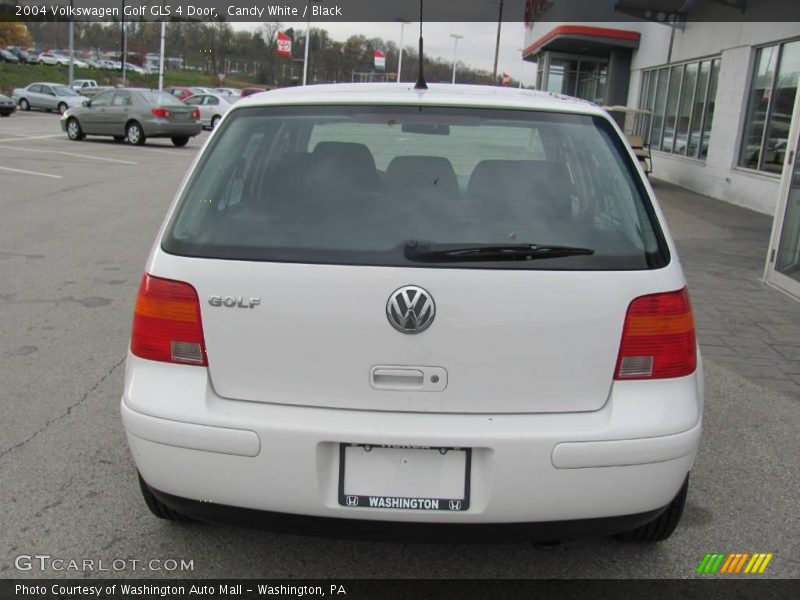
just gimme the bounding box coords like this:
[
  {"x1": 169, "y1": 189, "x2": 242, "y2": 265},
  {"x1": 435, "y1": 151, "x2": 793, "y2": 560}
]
[
  {"x1": 126, "y1": 121, "x2": 146, "y2": 146},
  {"x1": 171, "y1": 136, "x2": 189, "y2": 147},
  {"x1": 614, "y1": 476, "x2": 689, "y2": 543},
  {"x1": 138, "y1": 473, "x2": 191, "y2": 522},
  {"x1": 57, "y1": 102, "x2": 68, "y2": 115},
  {"x1": 210, "y1": 115, "x2": 221, "y2": 130},
  {"x1": 19, "y1": 98, "x2": 30, "y2": 111},
  {"x1": 65, "y1": 118, "x2": 84, "y2": 141}
]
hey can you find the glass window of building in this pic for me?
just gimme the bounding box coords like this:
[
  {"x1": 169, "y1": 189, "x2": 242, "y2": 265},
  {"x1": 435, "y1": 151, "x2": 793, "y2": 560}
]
[
  {"x1": 639, "y1": 57, "x2": 720, "y2": 160},
  {"x1": 739, "y1": 39, "x2": 800, "y2": 174},
  {"x1": 539, "y1": 54, "x2": 609, "y2": 104},
  {"x1": 660, "y1": 65, "x2": 683, "y2": 152}
]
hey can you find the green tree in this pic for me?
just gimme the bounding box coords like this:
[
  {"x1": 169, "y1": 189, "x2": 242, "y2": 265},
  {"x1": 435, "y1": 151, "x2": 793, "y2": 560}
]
[{"x1": 0, "y1": 22, "x2": 31, "y2": 46}]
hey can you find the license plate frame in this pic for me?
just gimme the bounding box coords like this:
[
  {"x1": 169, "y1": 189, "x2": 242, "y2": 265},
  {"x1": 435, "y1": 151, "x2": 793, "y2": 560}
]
[{"x1": 337, "y1": 444, "x2": 471, "y2": 512}]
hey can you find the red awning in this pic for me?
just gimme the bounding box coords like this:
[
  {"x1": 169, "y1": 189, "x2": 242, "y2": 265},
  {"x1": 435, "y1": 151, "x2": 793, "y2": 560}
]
[{"x1": 523, "y1": 25, "x2": 641, "y2": 59}]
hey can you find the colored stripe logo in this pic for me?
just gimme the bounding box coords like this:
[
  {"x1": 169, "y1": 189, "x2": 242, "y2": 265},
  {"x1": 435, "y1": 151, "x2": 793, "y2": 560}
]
[{"x1": 697, "y1": 553, "x2": 773, "y2": 574}]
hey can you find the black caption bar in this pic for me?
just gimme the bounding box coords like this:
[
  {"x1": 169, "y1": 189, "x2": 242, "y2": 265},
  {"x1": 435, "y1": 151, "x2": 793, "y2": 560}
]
[
  {"x1": 2, "y1": 0, "x2": 800, "y2": 23},
  {"x1": 2, "y1": 579, "x2": 799, "y2": 600}
]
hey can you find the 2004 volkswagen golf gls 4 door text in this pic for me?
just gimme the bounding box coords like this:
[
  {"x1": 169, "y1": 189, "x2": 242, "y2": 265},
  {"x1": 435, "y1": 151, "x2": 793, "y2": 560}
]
[{"x1": 122, "y1": 83, "x2": 703, "y2": 543}]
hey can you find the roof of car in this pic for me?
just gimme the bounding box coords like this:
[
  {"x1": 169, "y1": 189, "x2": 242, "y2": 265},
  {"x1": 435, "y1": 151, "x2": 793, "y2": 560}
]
[{"x1": 234, "y1": 83, "x2": 604, "y2": 116}]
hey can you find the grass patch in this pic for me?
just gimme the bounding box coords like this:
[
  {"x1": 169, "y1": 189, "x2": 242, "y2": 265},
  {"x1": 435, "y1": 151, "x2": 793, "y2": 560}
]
[{"x1": 0, "y1": 63, "x2": 256, "y2": 95}]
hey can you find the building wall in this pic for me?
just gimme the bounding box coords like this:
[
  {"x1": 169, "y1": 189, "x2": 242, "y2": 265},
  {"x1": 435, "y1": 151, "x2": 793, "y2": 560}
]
[
  {"x1": 526, "y1": 17, "x2": 800, "y2": 216},
  {"x1": 628, "y1": 22, "x2": 800, "y2": 215}
]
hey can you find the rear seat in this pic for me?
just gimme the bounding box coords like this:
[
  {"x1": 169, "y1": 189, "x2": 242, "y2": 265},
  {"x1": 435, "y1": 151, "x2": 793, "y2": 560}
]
[
  {"x1": 384, "y1": 156, "x2": 460, "y2": 203},
  {"x1": 311, "y1": 141, "x2": 381, "y2": 192},
  {"x1": 467, "y1": 160, "x2": 575, "y2": 221}
]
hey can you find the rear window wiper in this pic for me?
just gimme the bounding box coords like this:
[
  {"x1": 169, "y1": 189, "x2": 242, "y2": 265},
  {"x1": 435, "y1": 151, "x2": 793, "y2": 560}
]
[{"x1": 404, "y1": 241, "x2": 594, "y2": 263}]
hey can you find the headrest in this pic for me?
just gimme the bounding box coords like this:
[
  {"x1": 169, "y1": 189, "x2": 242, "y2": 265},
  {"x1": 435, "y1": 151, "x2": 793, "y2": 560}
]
[
  {"x1": 385, "y1": 156, "x2": 460, "y2": 198},
  {"x1": 311, "y1": 141, "x2": 379, "y2": 189},
  {"x1": 467, "y1": 160, "x2": 573, "y2": 220}
]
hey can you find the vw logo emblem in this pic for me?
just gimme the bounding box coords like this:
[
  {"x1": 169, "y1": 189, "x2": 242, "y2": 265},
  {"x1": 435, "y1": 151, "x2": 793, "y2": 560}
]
[
  {"x1": 346, "y1": 496, "x2": 359, "y2": 507},
  {"x1": 386, "y1": 285, "x2": 435, "y2": 334},
  {"x1": 449, "y1": 500, "x2": 462, "y2": 511}
]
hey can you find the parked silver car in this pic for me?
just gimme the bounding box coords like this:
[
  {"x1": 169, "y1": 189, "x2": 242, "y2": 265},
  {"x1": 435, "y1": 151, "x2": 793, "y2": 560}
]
[
  {"x1": 12, "y1": 82, "x2": 85, "y2": 114},
  {"x1": 60, "y1": 88, "x2": 202, "y2": 147},
  {"x1": 182, "y1": 93, "x2": 234, "y2": 129},
  {"x1": 214, "y1": 87, "x2": 241, "y2": 97}
]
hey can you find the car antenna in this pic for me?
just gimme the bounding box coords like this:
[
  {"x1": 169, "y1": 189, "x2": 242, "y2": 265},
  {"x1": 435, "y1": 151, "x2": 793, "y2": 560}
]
[{"x1": 414, "y1": 0, "x2": 428, "y2": 90}]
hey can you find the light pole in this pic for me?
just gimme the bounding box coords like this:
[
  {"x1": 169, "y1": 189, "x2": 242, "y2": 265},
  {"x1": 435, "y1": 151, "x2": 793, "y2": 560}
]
[
  {"x1": 517, "y1": 48, "x2": 524, "y2": 88},
  {"x1": 492, "y1": 0, "x2": 504, "y2": 84},
  {"x1": 303, "y1": 0, "x2": 322, "y2": 85},
  {"x1": 158, "y1": 22, "x2": 166, "y2": 92},
  {"x1": 68, "y1": 1, "x2": 74, "y2": 86},
  {"x1": 450, "y1": 33, "x2": 463, "y2": 85},
  {"x1": 396, "y1": 19, "x2": 410, "y2": 83},
  {"x1": 120, "y1": 1, "x2": 127, "y2": 86}
]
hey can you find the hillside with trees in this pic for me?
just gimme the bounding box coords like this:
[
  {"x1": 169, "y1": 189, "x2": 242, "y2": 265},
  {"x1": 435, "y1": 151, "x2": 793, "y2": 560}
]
[{"x1": 23, "y1": 21, "x2": 514, "y2": 87}]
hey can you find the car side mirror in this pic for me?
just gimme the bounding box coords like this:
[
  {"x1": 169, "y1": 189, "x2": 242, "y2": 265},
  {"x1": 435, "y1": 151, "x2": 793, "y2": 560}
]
[{"x1": 82, "y1": 100, "x2": 90, "y2": 107}]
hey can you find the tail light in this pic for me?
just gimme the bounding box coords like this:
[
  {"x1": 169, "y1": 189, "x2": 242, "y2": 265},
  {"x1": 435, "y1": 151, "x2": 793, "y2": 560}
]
[
  {"x1": 151, "y1": 107, "x2": 171, "y2": 118},
  {"x1": 191, "y1": 108, "x2": 200, "y2": 120},
  {"x1": 130, "y1": 274, "x2": 207, "y2": 366},
  {"x1": 614, "y1": 287, "x2": 696, "y2": 380}
]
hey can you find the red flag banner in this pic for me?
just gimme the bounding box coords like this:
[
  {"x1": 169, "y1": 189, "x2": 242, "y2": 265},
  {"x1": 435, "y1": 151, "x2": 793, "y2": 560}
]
[
  {"x1": 373, "y1": 50, "x2": 386, "y2": 71},
  {"x1": 276, "y1": 31, "x2": 292, "y2": 57}
]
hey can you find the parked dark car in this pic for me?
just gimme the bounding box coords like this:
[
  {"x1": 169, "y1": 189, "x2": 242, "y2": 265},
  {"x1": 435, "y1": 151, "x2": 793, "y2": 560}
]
[
  {"x1": 61, "y1": 88, "x2": 202, "y2": 146},
  {"x1": 0, "y1": 48, "x2": 21, "y2": 64},
  {"x1": 240, "y1": 87, "x2": 268, "y2": 97},
  {"x1": 0, "y1": 93, "x2": 16, "y2": 116},
  {"x1": 7, "y1": 47, "x2": 37, "y2": 64}
]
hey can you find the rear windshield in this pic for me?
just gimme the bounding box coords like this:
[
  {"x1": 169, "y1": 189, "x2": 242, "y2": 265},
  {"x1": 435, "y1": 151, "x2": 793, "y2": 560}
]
[
  {"x1": 163, "y1": 105, "x2": 669, "y2": 270},
  {"x1": 139, "y1": 91, "x2": 185, "y2": 105},
  {"x1": 53, "y1": 86, "x2": 80, "y2": 96}
]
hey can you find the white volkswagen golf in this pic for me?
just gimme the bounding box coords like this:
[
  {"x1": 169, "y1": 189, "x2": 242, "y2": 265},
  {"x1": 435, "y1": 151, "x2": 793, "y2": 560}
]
[{"x1": 122, "y1": 83, "x2": 703, "y2": 543}]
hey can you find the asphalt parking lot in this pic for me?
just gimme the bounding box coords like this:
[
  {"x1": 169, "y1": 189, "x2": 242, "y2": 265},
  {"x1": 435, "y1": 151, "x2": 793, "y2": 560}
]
[{"x1": 1, "y1": 111, "x2": 799, "y2": 580}]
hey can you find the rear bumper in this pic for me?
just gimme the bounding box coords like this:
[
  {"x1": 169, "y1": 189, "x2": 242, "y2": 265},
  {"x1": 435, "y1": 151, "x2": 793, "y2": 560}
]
[
  {"x1": 144, "y1": 481, "x2": 670, "y2": 542},
  {"x1": 121, "y1": 353, "x2": 703, "y2": 528},
  {"x1": 142, "y1": 119, "x2": 202, "y2": 138}
]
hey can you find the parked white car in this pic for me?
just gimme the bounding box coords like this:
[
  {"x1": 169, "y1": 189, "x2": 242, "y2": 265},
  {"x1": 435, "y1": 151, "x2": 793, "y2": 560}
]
[
  {"x1": 70, "y1": 79, "x2": 98, "y2": 91},
  {"x1": 182, "y1": 93, "x2": 234, "y2": 129},
  {"x1": 38, "y1": 52, "x2": 68, "y2": 66},
  {"x1": 37, "y1": 52, "x2": 87, "y2": 68},
  {"x1": 123, "y1": 62, "x2": 146, "y2": 74},
  {"x1": 12, "y1": 82, "x2": 85, "y2": 114},
  {"x1": 123, "y1": 83, "x2": 703, "y2": 543}
]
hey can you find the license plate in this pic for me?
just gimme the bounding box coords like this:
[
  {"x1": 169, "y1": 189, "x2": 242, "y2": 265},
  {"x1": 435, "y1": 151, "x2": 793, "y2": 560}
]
[{"x1": 338, "y1": 444, "x2": 471, "y2": 511}]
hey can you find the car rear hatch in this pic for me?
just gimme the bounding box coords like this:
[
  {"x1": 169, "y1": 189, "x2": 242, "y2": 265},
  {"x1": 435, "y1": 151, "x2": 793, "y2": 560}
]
[
  {"x1": 164, "y1": 261, "x2": 674, "y2": 414},
  {"x1": 155, "y1": 99, "x2": 676, "y2": 415}
]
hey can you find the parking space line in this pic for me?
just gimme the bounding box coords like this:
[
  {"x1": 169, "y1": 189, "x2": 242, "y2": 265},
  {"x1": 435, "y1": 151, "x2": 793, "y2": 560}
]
[
  {"x1": 0, "y1": 145, "x2": 138, "y2": 165},
  {"x1": 0, "y1": 166, "x2": 62, "y2": 179},
  {"x1": 0, "y1": 134, "x2": 65, "y2": 142}
]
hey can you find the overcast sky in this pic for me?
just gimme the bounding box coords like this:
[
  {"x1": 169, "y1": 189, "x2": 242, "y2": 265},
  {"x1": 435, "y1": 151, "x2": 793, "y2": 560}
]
[{"x1": 237, "y1": 22, "x2": 538, "y2": 85}]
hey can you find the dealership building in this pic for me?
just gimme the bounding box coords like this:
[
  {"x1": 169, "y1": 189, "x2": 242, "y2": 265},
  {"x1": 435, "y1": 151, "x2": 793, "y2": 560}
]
[{"x1": 523, "y1": 0, "x2": 800, "y2": 299}]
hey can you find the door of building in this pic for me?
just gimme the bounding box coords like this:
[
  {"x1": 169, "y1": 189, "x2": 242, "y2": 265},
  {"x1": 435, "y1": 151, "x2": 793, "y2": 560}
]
[{"x1": 766, "y1": 91, "x2": 800, "y2": 300}]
